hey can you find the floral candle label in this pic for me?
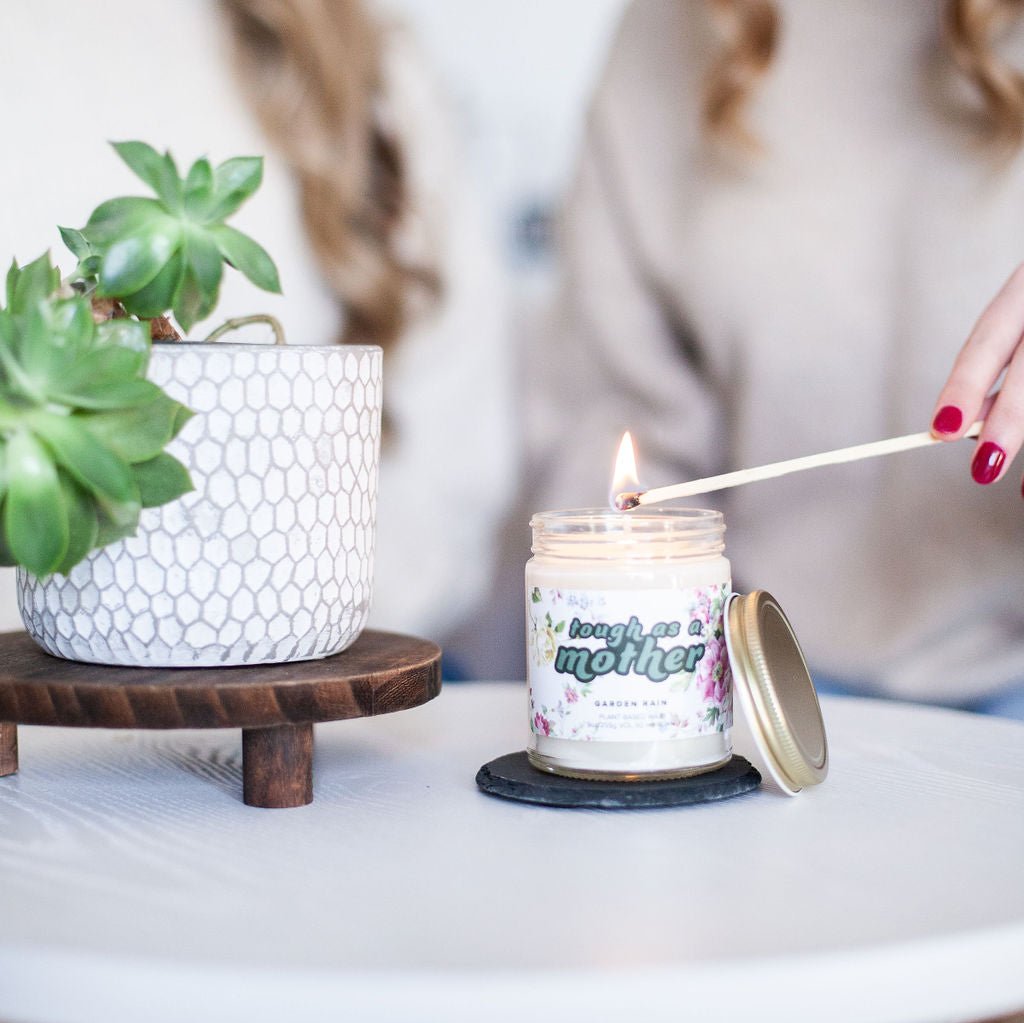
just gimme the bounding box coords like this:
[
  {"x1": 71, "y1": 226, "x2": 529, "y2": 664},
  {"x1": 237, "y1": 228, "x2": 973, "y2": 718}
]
[{"x1": 527, "y1": 584, "x2": 732, "y2": 742}]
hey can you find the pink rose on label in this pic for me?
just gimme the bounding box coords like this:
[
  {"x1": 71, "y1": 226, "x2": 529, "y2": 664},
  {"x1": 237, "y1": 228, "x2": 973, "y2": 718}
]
[
  {"x1": 533, "y1": 712, "x2": 552, "y2": 736},
  {"x1": 564, "y1": 685, "x2": 579, "y2": 704},
  {"x1": 697, "y1": 636, "x2": 728, "y2": 704}
]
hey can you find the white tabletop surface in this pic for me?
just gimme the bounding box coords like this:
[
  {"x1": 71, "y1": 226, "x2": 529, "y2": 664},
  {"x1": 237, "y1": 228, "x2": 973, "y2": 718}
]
[{"x1": 1, "y1": 684, "x2": 1023, "y2": 1023}]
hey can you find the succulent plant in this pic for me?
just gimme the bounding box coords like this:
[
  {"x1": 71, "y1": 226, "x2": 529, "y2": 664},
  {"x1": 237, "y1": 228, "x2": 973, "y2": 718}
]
[
  {"x1": 61, "y1": 141, "x2": 281, "y2": 334},
  {"x1": 0, "y1": 252, "x2": 194, "y2": 576},
  {"x1": 0, "y1": 141, "x2": 284, "y2": 577}
]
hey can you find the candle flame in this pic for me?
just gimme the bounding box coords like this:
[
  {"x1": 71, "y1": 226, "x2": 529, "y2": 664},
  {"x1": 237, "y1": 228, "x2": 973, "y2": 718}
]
[{"x1": 610, "y1": 431, "x2": 643, "y2": 510}]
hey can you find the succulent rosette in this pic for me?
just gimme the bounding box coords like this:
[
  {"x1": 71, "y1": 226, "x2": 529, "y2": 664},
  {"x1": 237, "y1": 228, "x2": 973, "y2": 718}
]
[
  {"x1": 0, "y1": 140, "x2": 284, "y2": 578},
  {"x1": 61, "y1": 141, "x2": 281, "y2": 333},
  {"x1": 0, "y1": 253, "x2": 193, "y2": 576}
]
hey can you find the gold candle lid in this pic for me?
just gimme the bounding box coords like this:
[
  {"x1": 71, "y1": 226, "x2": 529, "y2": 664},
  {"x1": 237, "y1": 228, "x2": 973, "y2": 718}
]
[{"x1": 724, "y1": 591, "x2": 829, "y2": 795}]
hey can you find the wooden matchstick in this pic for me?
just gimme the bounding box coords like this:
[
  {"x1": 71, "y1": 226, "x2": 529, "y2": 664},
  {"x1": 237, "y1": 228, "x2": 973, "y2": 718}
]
[{"x1": 618, "y1": 422, "x2": 983, "y2": 508}]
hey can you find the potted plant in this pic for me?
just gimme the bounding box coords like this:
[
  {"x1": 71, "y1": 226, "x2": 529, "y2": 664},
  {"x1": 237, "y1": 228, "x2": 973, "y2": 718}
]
[{"x1": 3, "y1": 142, "x2": 382, "y2": 667}]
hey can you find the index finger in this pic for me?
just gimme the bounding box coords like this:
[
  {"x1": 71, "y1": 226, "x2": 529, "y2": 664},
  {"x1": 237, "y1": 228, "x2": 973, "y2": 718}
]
[{"x1": 931, "y1": 263, "x2": 1024, "y2": 439}]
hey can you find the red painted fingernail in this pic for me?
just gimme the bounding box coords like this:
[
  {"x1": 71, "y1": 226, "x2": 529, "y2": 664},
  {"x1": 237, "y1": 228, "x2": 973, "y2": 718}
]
[
  {"x1": 932, "y1": 405, "x2": 963, "y2": 435},
  {"x1": 971, "y1": 441, "x2": 1005, "y2": 484}
]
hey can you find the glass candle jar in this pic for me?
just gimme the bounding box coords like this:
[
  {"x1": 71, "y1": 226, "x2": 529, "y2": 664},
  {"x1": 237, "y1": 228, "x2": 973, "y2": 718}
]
[{"x1": 526, "y1": 508, "x2": 733, "y2": 781}]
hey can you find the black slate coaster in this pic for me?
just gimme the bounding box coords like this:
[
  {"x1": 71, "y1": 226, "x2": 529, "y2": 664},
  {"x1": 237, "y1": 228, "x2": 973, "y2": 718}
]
[{"x1": 475, "y1": 751, "x2": 761, "y2": 809}]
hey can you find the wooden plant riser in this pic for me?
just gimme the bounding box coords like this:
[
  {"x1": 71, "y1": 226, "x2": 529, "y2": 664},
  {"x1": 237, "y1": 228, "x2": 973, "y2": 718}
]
[{"x1": 0, "y1": 629, "x2": 441, "y2": 808}]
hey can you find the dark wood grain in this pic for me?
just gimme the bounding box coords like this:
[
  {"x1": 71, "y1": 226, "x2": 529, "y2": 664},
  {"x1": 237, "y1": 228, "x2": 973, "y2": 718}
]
[
  {"x1": 0, "y1": 721, "x2": 16, "y2": 776},
  {"x1": 0, "y1": 629, "x2": 441, "y2": 808},
  {"x1": 0, "y1": 629, "x2": 441, "y2": 729},
  {"x1": 243, "y1": 724, "x2": 313, "y2": 808}
]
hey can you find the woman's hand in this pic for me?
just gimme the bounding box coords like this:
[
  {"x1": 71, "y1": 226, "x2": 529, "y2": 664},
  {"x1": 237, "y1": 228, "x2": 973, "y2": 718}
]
[{"x1": 932, "y1": 264, "x2": 1024, "y2": 491}]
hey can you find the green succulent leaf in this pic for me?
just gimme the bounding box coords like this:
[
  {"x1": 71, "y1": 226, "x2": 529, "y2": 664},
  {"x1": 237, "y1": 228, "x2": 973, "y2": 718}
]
[
  {"x1": 77, "y1": 255, "x2": 102, "y2": 280},
  {"x1": 3, "y1": 429, "x2": 68, "y2": 575},
  {"x1": 112, "y1": 141, "x2": 183, "y2": 211},
  {"x1": 0, "y1": 306, "x2": 16, "y2": 344},
  {"x1": 82, "y1": 196, "x2": 166, "y2": 247},
  {"x1": 123, "y1": 247, "x2": 186, "y2": 319},
  {"x1": 55, "y1": 470, "x2": 99, "y2": 576},
  {"x1": 6, "y1": 252, "x2": 60, "y2": 316},
  {"x1": 94, "y1": 509, "x2": 140, "y2": 549},
  {"x1": 56, "y1": 343, "x2": 148, "y2": 400},
  {"x1": 59, "y1": 228, "x2": 102, "y2": 293},
  {"x1": 208, "y1": 156, "x2": 263, "y2": 221},
  {"x1": 13, "y1": 303, "x2": 51, "y2": 374},
  {"x1": 185, "y1": 228, "x2": 224, "y2": 297},
  {"x1": 4, "y1": 261, "x2": 15, "y2": 313},
  {"x1": 58, "y1": 226, "x2": 93, "y2": 261},
  {"x1": 184, "y1": 158, "x2": 215, "y2": 219},
  {"x1": 41, "y1": 322, "x2": 157, "y2": 409},
  {"x1": 0, "y1": 502, "x2": 15, "y2": 567},
  {"x1": 171, "y1": 265, "x2": 205, "y2": 335},
  {"x1": 52, "y1": 375, "x2": 163, "y2": 411},
  {"x1": 99, "y1": 222, "x2": 181, "y2": 297},
  {"x1": 210, "y1": 224, "x2": 281, "y2": 294},
  {"x1": 76, "y1": 393, "x2": 188, "y2": 464},
  {"x1": 48, "y1": 296, "x2": 95, "y2": 352},
  {"x1": 16, "y1": 303, "x2": 69, "y2": 391},
  {"x1": 173, "y1": 229, "x2": 224, "y2": 331},
  {"x1": 0, "y1": 446, "x2": 12, "y2": 567},
  {"x1": 170, "y1": 403, "x2": 194, "y2": 439},
  {"x1": 132, "y1": 451, "x2": 193, "y2": 508},
  {"x1": 16, "y1": 299, "x2": 90, "y2": 388},
  {"x1": 185, "y1": 157, "x2": 213, "y2": 195},
  {"x1": 31, "y1": 410, "x2": 140, "y2": 521},
  {"x1": 0, "y1": 318, "x2": 44, "y2": 403},
  {"x1": 94, "y1": 316, "x2": 151, "y2": 365}
]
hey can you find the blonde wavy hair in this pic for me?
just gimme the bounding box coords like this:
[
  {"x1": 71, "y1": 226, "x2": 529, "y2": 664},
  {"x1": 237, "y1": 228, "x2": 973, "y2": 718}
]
[
  {"x1": 220, "y1": 0, "x2": 440, "y2": 355},
  {"x1": 704, "y1": 0, "x2": 1024, "y2": 152}
]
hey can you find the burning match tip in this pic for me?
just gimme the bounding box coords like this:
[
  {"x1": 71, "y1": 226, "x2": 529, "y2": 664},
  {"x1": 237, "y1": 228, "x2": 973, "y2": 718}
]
[{"x1": 614, "y1": 491, "x2": 644, "y2": 511}]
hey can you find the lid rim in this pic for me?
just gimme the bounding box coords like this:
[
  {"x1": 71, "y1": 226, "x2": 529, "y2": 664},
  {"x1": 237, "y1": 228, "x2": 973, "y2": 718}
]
[{"x1": 724, "y1": 591, "x2": 828, "y2": 796}]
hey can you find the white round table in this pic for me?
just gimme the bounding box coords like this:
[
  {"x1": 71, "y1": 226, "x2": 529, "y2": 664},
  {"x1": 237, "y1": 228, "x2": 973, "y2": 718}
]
[{"x1": 1, "y1": 685, "x2": 1022, "y2": 1023}]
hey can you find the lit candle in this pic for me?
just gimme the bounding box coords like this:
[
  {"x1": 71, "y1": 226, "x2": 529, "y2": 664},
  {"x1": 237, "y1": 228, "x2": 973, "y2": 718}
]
[{"x1": 525, "y1": 432, "x2": 734, "y2": 780}]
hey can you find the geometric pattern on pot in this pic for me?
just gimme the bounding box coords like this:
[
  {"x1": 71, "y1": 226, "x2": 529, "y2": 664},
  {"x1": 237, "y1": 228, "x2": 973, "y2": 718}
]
[{"x1": 18, "y1": 342, "x2": 383, "y2": 667}]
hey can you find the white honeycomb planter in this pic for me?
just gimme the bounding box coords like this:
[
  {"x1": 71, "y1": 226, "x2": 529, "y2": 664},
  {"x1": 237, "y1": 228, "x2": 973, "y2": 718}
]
[{"x1": 17, "y1": 342, "x2": 383, "y2": 667}]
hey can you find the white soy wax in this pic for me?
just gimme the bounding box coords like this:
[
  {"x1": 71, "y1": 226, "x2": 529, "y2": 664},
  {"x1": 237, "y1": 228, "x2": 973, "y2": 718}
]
[{"x1": 526, "y1": 508, "x2": 733, "y2": 780}]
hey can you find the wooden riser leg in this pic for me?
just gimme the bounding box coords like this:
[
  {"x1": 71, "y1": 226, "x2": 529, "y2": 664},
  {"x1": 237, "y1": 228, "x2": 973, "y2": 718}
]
[
  {"x1": 1, "y1": 722, "x2": 18, "y2": 777},
  {"x1": 242, "y1": 723, "x2": 313, "y2": 808}
]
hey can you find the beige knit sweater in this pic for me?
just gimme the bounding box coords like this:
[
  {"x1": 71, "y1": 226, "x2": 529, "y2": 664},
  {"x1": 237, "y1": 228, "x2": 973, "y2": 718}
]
[{"x1": 530, "y1": 0, "x2": 1024, "y2": 703}]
